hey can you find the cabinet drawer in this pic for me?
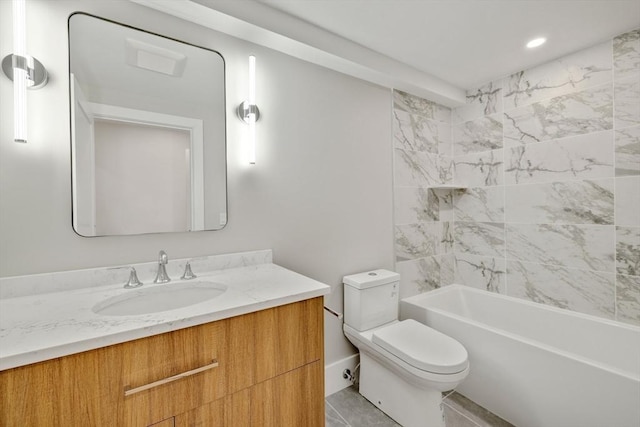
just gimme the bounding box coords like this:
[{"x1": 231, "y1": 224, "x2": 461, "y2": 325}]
[
  {"x1": 123, "y1": 312, "x2": 255, "y2": 426},
  {"x1": 123, "y1": 321, "x2": 225, "y2": 426}
]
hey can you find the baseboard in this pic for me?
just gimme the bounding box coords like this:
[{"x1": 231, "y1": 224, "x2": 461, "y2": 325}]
[{"x1": 325, "y1": 353, "x2": 359, "y2": 397}]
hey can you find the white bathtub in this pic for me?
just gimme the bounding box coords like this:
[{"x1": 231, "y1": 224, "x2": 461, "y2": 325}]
[{"x1": 400, "y1": 284, "x2": 640, "y2": 427}]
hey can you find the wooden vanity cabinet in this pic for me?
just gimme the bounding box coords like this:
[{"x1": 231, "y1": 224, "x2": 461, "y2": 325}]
[{"x1": 0, "y1": 297, "x2": 324, "y2": 427}]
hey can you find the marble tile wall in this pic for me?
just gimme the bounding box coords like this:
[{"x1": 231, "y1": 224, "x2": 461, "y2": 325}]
[
  {"x1": 393, "y1": 90, "x2": 455, "y2": 299},
  {"x1": 449, "y1": 28, "x2": 640, "y2": 325},
  {"x1": 393, "y1": 29, "x2": 639, "y2": 325}
]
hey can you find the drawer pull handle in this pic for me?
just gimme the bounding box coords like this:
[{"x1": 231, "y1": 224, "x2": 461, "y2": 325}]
[{"x1": 124, "y1": 359, "x2": 219, "y2": 397}]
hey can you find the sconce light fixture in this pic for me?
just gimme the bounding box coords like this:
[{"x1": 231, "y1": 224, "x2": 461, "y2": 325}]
[
  {"x1": 236, "y1": 55, "x2": 260, "y2": 164},
  {"x1": 1, "y1": 0, "x2": 48, "y2": 143}
]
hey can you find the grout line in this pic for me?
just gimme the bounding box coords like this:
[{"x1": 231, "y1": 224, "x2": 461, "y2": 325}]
[
  {"x1": 501, "y1": 80, "x2": 614, "y2": 114},
  {"x1": 325, "y1": 399, "x2": 351, "y2": 427},
  {"x1": 442, "y1": 389, "x2": 457, "y2": 400},
  {"x1": 442, "y1": 400, "x2": 483, "y2": 427},
  {"x1": 392, "y1": 94, "x2": 399, "y2": 274},
  {"x1": 502, "y1": 79, "x2": 508, "y2": 297},
  {"x1": 454, "y1": 252, "x2": 577, "y2": 269},
  {"x1": 611, "y1": 38, "x2": 619, "y2": 323},
  {"x1": 451, "y1": 96, "x2": 458, "y2": 284},
  {"x1": 455, "y1": 220, "x2": 616, "y2": 228}
]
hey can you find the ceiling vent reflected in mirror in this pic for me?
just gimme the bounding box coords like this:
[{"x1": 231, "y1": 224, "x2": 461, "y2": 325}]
[{"x1": 125, "y1": 38, "x2": 187, "y2": 77}]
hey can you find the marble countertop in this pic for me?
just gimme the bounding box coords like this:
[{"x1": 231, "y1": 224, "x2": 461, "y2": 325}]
[{"x1": 0, "y1": 253, "x2": 330, "y2": 371}]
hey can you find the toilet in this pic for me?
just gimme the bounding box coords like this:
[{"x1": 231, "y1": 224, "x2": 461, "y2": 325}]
[{"x1": 343, "y1": 269, "x2": 469, "y2": 427}]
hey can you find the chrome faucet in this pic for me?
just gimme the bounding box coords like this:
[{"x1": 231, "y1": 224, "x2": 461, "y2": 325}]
[{"x1": 153, "y1": 250, "x2": 171, "y2": 284}]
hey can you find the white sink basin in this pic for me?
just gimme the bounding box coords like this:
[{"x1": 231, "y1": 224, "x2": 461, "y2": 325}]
[{"x1": 92, "y1": 281, "x2": 227, "y2": 316}]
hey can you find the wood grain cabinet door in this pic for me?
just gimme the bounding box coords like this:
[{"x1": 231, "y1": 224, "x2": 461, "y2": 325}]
[
  {"x1": 122, "y1": 321, "x2": 227, "y2": 426},
  {"x1": 250, "y1": 361, "x2": 324, "y2": 427},
  {"x1": 174, "y1": 388, "x2": 250, "y2": 427},
  {"x1": 254, "y1": 297, "x2": 323, "y2": 383},
  {"x1": 0, "y1": 343, "x2": 125, "y2": 427}
]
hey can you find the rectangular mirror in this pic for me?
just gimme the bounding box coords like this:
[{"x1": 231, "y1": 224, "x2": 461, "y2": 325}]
[{"x1": 68, "y1": 13, "x2": 227, "y2": 237}]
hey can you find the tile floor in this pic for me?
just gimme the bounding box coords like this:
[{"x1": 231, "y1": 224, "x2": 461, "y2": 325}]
[{"x1": 325, "y1": 386, "x2": 514, "y2": 427}]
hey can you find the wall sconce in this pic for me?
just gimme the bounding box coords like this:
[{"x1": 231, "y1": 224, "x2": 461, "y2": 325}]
[
  {"x1": 236, "y1": 55, "x2": 260, "y2": 164},
  {"x1": 1, "y1": 0, "x2": 48, "y2": 143}
]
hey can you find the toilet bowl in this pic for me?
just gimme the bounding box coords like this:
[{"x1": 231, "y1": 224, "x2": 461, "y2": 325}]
[{"x1": 343, "y1": 270, "x2": 469, "y2": 427}]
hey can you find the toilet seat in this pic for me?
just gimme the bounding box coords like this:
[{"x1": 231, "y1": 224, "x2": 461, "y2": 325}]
[
  {"x1": 372, "y1": 319, "x2": 468, "y2": 374},
  {"x1": 344, "y1": 323, "x2": 469, "y2": 391}
]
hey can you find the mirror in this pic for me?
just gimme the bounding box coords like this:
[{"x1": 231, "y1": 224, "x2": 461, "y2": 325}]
[{"x1": 68, "y1": 13, "x2": 227, "y2": 237}]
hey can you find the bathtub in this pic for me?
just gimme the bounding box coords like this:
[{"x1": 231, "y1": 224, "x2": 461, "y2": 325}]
[{"x1": 400, "y1": 285, "x2": 640, "y2": 427}]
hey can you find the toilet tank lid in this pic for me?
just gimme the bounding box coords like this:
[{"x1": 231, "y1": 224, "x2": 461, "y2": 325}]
[{"x1": 343, "y1": 269, "x2": 400, "y2": 289}]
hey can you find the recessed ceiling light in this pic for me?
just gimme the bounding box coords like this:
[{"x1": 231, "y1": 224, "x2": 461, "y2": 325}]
[{"x1": 526, "y1": 37, "x2": 547, "y2": 49}]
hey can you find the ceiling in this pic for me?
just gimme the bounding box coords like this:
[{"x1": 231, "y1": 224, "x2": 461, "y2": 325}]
[
  {"x1": 256, "y1": 0, "x2": 640, "y2": 90},
  {"x1": 134, "y1": 0, "x2": 639, "y2": 104}
]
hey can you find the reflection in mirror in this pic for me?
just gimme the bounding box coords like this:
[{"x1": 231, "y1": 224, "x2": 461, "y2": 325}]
[{"x1": 68, "y1": 13, "x2": 227, "y2": 236}]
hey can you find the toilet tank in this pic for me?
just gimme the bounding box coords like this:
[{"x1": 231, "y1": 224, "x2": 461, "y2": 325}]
[{"x1": 343, "y1": 269, "x2": 400, "y2": 331}]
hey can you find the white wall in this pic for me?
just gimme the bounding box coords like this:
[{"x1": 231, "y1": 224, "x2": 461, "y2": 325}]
[
  {"x1": 0, "y1": 0, "x2": 394, "y2": 366},
  {"x1": 93, "y1": 120, "x2": 191, "y2": 235}
]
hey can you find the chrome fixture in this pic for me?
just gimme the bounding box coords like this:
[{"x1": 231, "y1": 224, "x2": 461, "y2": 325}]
[
  {"x1": 236, "y1": 55, "x2": 259, "y2": 164},
  {"x1": 236, "y1": 101, "x2": 260, "y2": 123},
  {"x1": 324, "y1": 305, "x2": 344, "y2": 320},
  {"x1": 1, "y1": 55, "x2": 47, "y2": 88},
  {"x1": 2, "y1": 0, "x2": 49, "y2": 143},
  {"x1": 153, "y1": 250, "x2": 171, "y2": 284},
  {"x1": 181, "y1": 262, "x2": 197, "y2": 280},
  {"x1": 180, "y1": 256, "x2": 207, "y2": 280},
  {"x1": 123, "y1": 267, "x2": 143, "y2": 289},
  {"x1": 109, "y1": 266, "x2": 143, "y2": 289}
]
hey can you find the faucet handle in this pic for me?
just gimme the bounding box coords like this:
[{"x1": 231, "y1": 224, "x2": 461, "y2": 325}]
[
  {"x1": 109, "y1": 266, "x2": 143, "y2": 289},
  {"x1": 124, "y1": 268, "x2": 143, "y2": 289},
  {"x1": 180, "y1": 257, "x2": 206, "y2": 280},
  {"x1": 181, "y1": 262, "x2": 197, "y2": 280},
  {"x1": 158, "y1": 250, "x2": 168, "y2": 264}
]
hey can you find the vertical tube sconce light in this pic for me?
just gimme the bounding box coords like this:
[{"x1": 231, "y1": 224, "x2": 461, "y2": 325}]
[
  {"x1": 12, "y1": 0, "x2": 27, "y2": 143},
  {"x1": 2, "y1": 0, "x2": 48, "y2": 143},
  {"x1": 237, "y1": 55, "x2": 260, "y2": 164}
]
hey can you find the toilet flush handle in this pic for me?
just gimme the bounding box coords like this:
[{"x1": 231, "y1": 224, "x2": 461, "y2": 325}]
[{"x1": 324, "y1": 305, "x2": 343, "y2": 320}]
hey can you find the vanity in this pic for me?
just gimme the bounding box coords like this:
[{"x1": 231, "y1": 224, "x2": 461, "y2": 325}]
[
  {"x1": 0, "y1": 250, "x2": 330, "y2": 426},
  {"x1": 2, "y1": 7, "x2": 331, "y2": 426}
]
